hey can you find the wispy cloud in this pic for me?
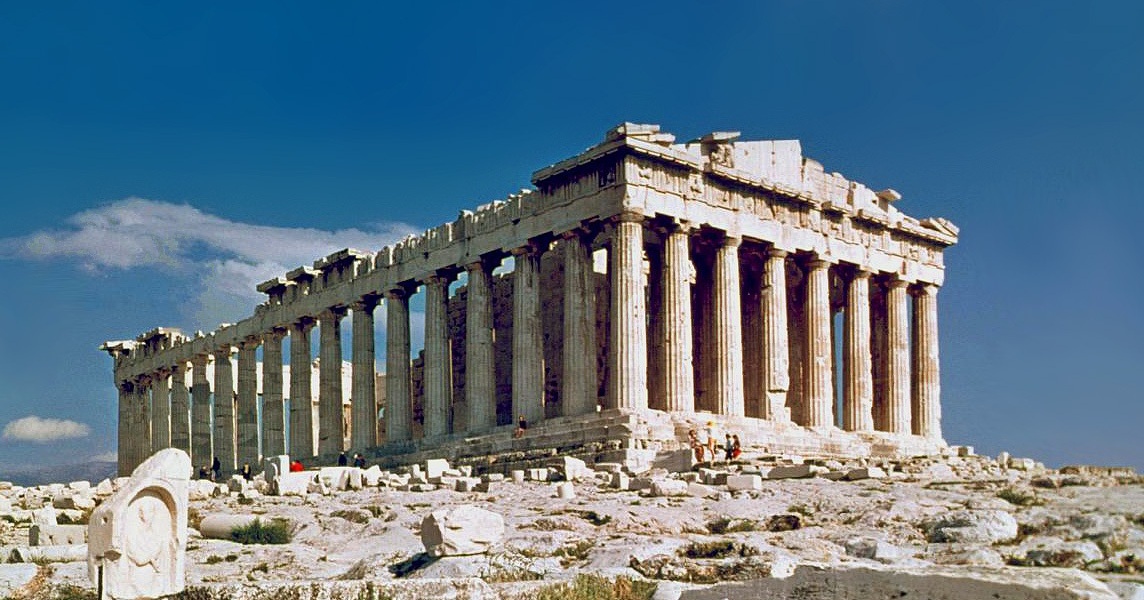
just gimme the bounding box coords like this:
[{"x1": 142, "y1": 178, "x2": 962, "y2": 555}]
[
  {"x1": 88, "y1": 451, "x2": 118, "y2": 463},
  {"x1": 0, "y1": 198, "x2": 418, "y2": 329},
  {"x1": 2, "y1": 416, "x2": 91, "y2": 443}
]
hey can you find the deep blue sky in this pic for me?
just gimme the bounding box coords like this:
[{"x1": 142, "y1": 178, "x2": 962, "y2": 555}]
[{"x1": 0, "y1": 2, "x2": 1140, "y2": 472}]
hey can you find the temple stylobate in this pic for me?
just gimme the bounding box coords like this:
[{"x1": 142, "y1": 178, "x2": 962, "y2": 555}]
[{"x1": 102, "y1": 123, "x2": 958, "y2": 477}]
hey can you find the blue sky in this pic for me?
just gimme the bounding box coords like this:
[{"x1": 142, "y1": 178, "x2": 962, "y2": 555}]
[{"x1": 0, "y1": 2, "x2": 1140, "y2": 472}]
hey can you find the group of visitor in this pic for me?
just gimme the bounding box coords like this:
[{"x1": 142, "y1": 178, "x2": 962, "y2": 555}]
[{"x1": 688, "y1": 421, "x2": 741, "y2": 463}]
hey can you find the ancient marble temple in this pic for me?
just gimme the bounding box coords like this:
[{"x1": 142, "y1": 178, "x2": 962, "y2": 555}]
[{"x1": 102, "y1": 124, "x2": 959, "y2": 476}]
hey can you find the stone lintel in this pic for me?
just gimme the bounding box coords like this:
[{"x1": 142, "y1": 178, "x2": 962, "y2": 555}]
[
  {"x1": 256, "y1": 276, "x2": 289, "y2": 294},
  {"x1": 286, "y1": 266, "x2": 318, "y2": 282}
]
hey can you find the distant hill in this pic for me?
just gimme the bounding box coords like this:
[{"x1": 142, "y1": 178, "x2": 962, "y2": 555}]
[{"x1": 0, "y1": 460, "x2": 117, "y2": 487}]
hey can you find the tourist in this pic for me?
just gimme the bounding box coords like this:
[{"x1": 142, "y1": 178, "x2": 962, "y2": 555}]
[
  {"x1": 731, "y1": 434, "x2": 742, "y2": 460},
  {"x1": 514, "y1": 415, "x2": 528, "y2": 438},
  {"x1": 337, "y1": 452, "x2": 348, "y2": 466},
  {"x1": 211, "y1": 456, "x2": 221, "y2": 481},
  {"x1": 705, "y1": 421, "x2": 718, "y2": 460},
  {"x1": 240, "y1": 463, "x2": 253, "y2": 481},
  {"x1": 289, "y1": 459, "x2": 304, "y2": 472},
  {"x1": 724, "y1": 434, "x2": 735, "y2": 462},
  {"x1": 688, "y1": 429, "x2": 705, "y2": 462},
  {"x1": 353, "y1": 453, "x2": 366, "y2": 468},
  {"x1": 198, "y1": 465, "x2": 210, "y2": 480}
]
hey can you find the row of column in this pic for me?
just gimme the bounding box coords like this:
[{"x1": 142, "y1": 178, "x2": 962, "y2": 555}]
[{"x1": 120, "y1": 212, "x2": 942, "y2": 474}]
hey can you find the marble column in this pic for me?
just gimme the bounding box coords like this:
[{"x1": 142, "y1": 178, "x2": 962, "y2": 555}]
[
  {"x1": 318, "y1": 307, "x2": 347, "y2": 456},
  {"x1": 236, "y1": 337, "x2": 260, "y2": 468},
  {"x1": 512, "y1": 244, "x2": 545, "y2": 424},
  {"x1": 607, "y1": 215, "x2": 648, "y2": 411},
  {"x1": 385, "y1": 288, "x2": 413, "y2": 442},
  {"x1": 190, "y1": 354, "x2": 212, "y2": 470},
  {"x1": 647, "y1": 244, "x2": 664, "y2": 411},
  {"x1": 803, "y1": 258, "x2": 834, "y2": 428},
  {"x1": 912, "y1": 283, "x2": 942, "y2": 439},
  {"x1": 169, "y1": 363, "x2": 191, "y2": 454},
  {"x1": 466, "y1": 260, "x2": 497, "y2": 431},
  {"x1": 351, "y1": 298, "x2": 378, "y2": 450},
  {"x1": 712, "y1": 235, "x2": 745, "y2": 417},
  {"x1": 150, "y1": 369, "x2": 171, "y2": 453},
  {"x1": 885, "y1": 278, "x2": 912, "y2": 434},
  {"x1": 423, "y1": 275, "x2": 453, "y2": 438},
  {"x1": 212, "y1": 344, "x2": 236, "y2": 475},
  {"x1": 261, "y1": 328, "x2": 286, "y2": 457},
  {"x1": 117, "y1": 381, "x2": 132, "y2": 476},
  {"x1": 132, "y1": 378, "x2": 152, "y2": 471},
  {"x1": 761, "y1": 249, "x2": 790, "y2": 422},
  {"x1": 658, "y1": 223, "x2": 695, "y2": 413},
  {"x1": 561, "y1": 232, "x2": 597, "y2": 417},
  {"x1": 843, "y1": 269, "x2": 875, "y2": 432},
  {"x1": 290, "y1": 318, "x2": 316, "y2": 458}
]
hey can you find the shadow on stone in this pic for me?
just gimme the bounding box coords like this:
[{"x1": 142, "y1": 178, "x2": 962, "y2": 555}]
[{"x1": 389, "y1": 552, "x2": 439, "y2": 578}]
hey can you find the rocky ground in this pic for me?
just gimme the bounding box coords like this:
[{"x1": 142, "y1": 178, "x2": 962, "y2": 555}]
[{"x1": 2, "y1": 449, "x2": 1142, "y2": 599}]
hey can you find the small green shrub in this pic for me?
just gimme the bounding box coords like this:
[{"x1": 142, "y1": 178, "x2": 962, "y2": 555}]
[
  {"x1": 480, "y1": 567, "x2": 544, "y2": 583},
  {"x1": 680, "y1": 540, "x2": 757, "y2": 559},
  {"x1": 51, "y1": 584, "x2": 98, "y2": 600},
  {"x1": 533, "y1": 574, "x2": 656, "y2": 600},
  {"x1": 706, "y1": 517, "x2": 757, "y2": 534},
  {"x1": 230, "y1": 518, "x2": 291, "y2": 544},
  {"x1": 998, "y1": 487, "x2": 1041, "y2": 506},
  {"x1": 331, "y1": 509, "x2": 371, "y2": 524},
  {"x1": 556, "y1": 539, "x2": 596, "y2": 566}
]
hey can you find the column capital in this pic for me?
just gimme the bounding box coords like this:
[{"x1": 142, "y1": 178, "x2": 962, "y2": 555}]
[
  {"x1": 720, "y1": 233, "x2": 742, "y2": 248},
  {"x1": 850, "y1": 266, "x2": 874, "y2": 280},
  {"x1": 350, "y1": 294, "x2": 381, "y2": 312},
  {"x1": 292, "y1": 316, "x2": 317, "y2": 331},
  {"x1": 240, "y1": 336, "x2": 261, "y2": 350},
  {"x1": 264, "y1": 326, "x2": 289, "y2": 342},
  {"x1": 318, "y1": 305, "x2": 348, "y2": 320},
  {"x1": 911, "y1": 282, "x2": 940, "y2": 297},
  {"x1": 560, "y1": 225, "x2": 597, "y2": 241},
  {"x1": 766, "y1": 247, "x2": 789, "y2": 260},
  {"x1": 419, "y1": 270, "x2": 456, "y2": 286},
  {"x1": 383, "y1": 282, "x2": 415, "y2": 301},
  {"x1": 510, "y1": 240, "x2": 545, "y2": 257},
  {"x1": 213, "y1": 343, "x2": 236, "y2": 356},
  {"x1": 804, "y1": 256, "x2": 833, "y2": 270},
  {"x1": 610, "y1": 212, "x2": 645, "y2": 225},
  {"x1": 649, "y1": 217, "x2": 692, "y2": 236},
  {"x1": 154, "y1": 366, "x2": 172, "y2": 378},
  {"x1": 884, "y1": 276, "x2": 910, "y2": 290}
]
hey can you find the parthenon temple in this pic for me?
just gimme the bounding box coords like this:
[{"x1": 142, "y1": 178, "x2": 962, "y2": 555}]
[{"x1": 102, "y1": 123, "x2": 959, "y2": 477}]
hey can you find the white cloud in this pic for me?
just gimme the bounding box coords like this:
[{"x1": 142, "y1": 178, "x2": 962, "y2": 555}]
[
  {"x1": 89, "y1": 451, "x2": 118, "y2": 462},
  {"x1": 0, "y1": 198, "x2": 418, "y2": 330},
  {"x1": 2, "y1": 416, "x2": 91, "y2": 443}
]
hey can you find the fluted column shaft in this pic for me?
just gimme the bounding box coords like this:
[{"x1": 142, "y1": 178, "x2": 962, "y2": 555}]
[
  {"x1": 659, "y1": 225, "x2": 695, "y2": 413},
  {"x1": 423, "y1": 276, "x2": 453, "y2": 438},
  {"x1": 560, "y1": 233, "x2": 597, "y2": 417},
  {"x1": 117, "y1": 382, "x2": 131, "y2": 476},
  {"x1": 261, "y1": 329, "x2": 286, "y2": 457},
  {"x1": 804, "y1": 258, "x2": 834, "y2": 428},
  {"x1": 169, "y1": 363, "x2": 191, "y2": 454},
  {"x1": 844, "y1": 271, "x2": 874, "y2": 431},
  {"x1": 912, "y1": 284, "x2": 942, "y2": 439},
  {"x1": 885, "y1": 279, "x2": 912, "y2": 434},
  {"x1": 607, "y1": 216, "x2": 649, "y2": 410},
  {"x1": 512, "y1": 245, "x2": 545, "y2": 424},
  {"x1": 318, "y1": 307, "x2": 347, "y2": 456},
  {"x1": 190, "y1": 354, "x2": 212, "y2": 470},
  {"x1": 150, "y1": 370, "x2": 171, "y2": 453},
  {"x1": 761, "y1": 250, "x2": 791, "y2": 422},
  {"x1": 290, "y1": 319, "x2": 315, "y2": 458},
  {"x1": 212, "y1": 346, "x2": 236, "y2": 474},
  {"x1": 351, "y1": 299, "x2": 378, "y2": 450},
  {"x1": 712, "y1": 235, "x2": 745, "y2": 417},
  {"x1": 385, "y1": 290, "x2": 413, "y2": 442},
  {"x1": 236, "y1": 338, "x2": 259, "y2": 468},
  {"x1": 466, "y1": 261, "x2": 497, "y2": 431}
]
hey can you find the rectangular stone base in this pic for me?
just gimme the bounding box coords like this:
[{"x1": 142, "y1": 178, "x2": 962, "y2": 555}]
[{"x1": 350, "y1": 409, "x2": 947, "y2": 474}]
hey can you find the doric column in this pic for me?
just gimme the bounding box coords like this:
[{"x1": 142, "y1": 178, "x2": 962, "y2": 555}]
[
  {"x1": 560, "y1": 232, "x2": 597, "y2": 417},
  {"x1": 318, "y1": 306, "x2": 347, "y2": 456},
  {"x1": 512, "y1": 243, "x2": 545, "y2": 424},
  {"x1": 885, "y1": 277, "x2": 912, "y2": 434},
  {"x1": 607, "y1": 215, "x2": 648, "y2": 410},
  {"x1": 169, "y1": 363, "x2": 191, "y2": 454},
  {"x1": 912, "y1": 283, "x2": 942, "y2": 439},
  {"x1": 130, "y1": 378, "x2": 152, "y2": 471},
  {"x1": 385, "y1": 288, "x2": 413, "y2": 442},
  {"x1": 236, "y1": 337, "x2": 260, "y2": 468},
  {"x1": 466, "y1": 260, "x2": 497, "y2": 431},
  {"x1": 150, "y1": 368, "x2": 171, "y2": 453},
  {"x1": 289, "y1": 318, "x2": 316, "y2": 458},
  {"x1": 803, "y1": 257, "x2": 834, "y2": 428},
  {"x1": 212, "y1": 344, "x2": 236, "y2": 475},
  {"x1": 844, "y1": 269, "x2": 875, "y2": 431},
  {"x1": 190, "y1": 354, "x2": 212, "y2": 470},
  {"x1": 117, "y1": 381, "x2": 132, "y2": 476},
  {"x1": 350, "y1": 298, "x2": 378, "y2": 450},
  {"x1": 261, "y1": 328, "x2": 287, "y2": 457},
  {"x1": 761, "y1": 249, "x2": 791, "y2": 422},
  {"x1": 658, "y1": 222, "x2": 695, "y2": 413},
  {"x1": 712, "y1": 234, "x2": 745, "y2": 417},
  {"x1": 423, "y1": 274, "x2": 453, "y2": 438}
]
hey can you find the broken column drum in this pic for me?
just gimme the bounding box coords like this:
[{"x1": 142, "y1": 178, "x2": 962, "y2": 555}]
[{"x1": 101, "y1": 123, "x2": 959, "y2": 472}]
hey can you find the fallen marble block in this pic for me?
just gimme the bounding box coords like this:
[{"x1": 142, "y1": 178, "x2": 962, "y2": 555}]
[{"x1": 421, "y1": 505, "x2": 504, "y2": 557}]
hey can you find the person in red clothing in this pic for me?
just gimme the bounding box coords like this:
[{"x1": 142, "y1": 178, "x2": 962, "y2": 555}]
[{"x1": 289, "y1": 460, "x2": 304, "y2": 472}]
